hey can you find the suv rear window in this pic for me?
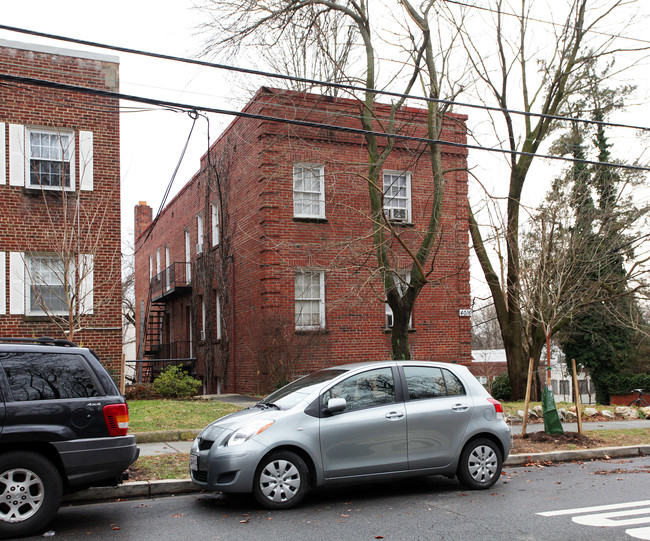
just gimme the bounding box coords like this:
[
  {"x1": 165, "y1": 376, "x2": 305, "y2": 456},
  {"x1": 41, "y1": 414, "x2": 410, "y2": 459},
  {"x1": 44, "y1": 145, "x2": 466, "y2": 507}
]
[{"x1": 0, "y1": 352, "x2": 100, "y2": 401}]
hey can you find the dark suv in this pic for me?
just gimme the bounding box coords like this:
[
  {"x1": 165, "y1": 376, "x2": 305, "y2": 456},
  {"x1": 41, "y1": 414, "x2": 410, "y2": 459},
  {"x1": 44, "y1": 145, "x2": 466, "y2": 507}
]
[{"x1": 0, "y1": 338, "x2": 139, "y2": 539}]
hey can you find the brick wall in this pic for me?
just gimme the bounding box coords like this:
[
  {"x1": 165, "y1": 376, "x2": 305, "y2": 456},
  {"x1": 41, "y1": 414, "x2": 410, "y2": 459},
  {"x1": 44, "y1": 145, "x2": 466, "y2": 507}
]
[
  {"x1": 0, "y1": 40, "x2": 122, "y2": 372},
  {"x1": 135, "y1": 87, "x2": 471, "y2": 394}
]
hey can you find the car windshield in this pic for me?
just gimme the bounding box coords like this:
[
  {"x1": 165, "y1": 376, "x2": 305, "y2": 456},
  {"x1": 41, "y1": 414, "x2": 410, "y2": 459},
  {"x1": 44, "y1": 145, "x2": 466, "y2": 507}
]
[{"x1": 260, "y1": 369, "x2": 347, "y2": 410}]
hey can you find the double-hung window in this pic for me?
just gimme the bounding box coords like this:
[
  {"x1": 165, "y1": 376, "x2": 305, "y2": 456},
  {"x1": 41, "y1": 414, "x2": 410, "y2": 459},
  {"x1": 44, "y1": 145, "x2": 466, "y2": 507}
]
[
  {"x1": 28, "y1": 129, "x2": 74, "y2": 189},
  {"x1": 211, "y1": 202, "x2": 219, "y2": 246},
  {"x1": 293, "y1": 164, "x2": 325, "y2": 219},
  {"x1": 197, "y1": 212, "x2": 204, "y2": 254},
  {"x1": 295, "y1": 270, "x2": 325, "y2": 330},
  {"x1": 383, "y1": 171, "x2": 411, "y2": 222},
  {"x1": 27, "y1": 255, "x2": 67, "y2": 315}
]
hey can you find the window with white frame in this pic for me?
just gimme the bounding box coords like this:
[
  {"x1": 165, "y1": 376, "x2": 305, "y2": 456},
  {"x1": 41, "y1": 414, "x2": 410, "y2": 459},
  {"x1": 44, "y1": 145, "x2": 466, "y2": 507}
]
[
  {"x1": 385, "y1": 271, "x2": 413, "y2": 328},
  {"x1": 215, "y1": 292, "x2": 221, "y2": 341},
  {"x1": 27, "y1": 255, "x2": 68, "y2": 315},
  {"x1": 293, "y1": 164, "x2": 325, "y2": 219},
  {"x1": 211, "y1": 202, "x2": 219, "y2": 247},
  {"x1": 196, "y1": 212, "x2": 204, "y2": 253},
  {"x1": 295, "y1": 270, "x2": 325, "y2": 330},
  {"x1": 383, "y1": 171, "x2": 411, "y2": 222},
  {"x1": 184, "y1": 229, "x2": 191, "y2": 282},
  {"x1": 200, "y1": 296, "x2": 206, "y2": 341},
  {"x1": 27, "y1": 128, "x2": 74, "y2": 189}
]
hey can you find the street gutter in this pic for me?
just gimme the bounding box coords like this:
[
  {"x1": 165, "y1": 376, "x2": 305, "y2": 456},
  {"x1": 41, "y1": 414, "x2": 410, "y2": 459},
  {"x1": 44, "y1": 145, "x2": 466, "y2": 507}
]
[{"x1": 64, "y1": 444, "x2": 650, "y2": 505}]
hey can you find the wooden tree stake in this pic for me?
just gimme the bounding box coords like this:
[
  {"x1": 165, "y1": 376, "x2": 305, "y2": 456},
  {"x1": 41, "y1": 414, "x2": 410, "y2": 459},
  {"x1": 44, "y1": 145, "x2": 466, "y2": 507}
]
[
  {"x1": 571, "y1": 358, "x2": 583, "y2": 434},
  {"x1": 522, "y1": 357, "x2": 535, "y2": 438}
]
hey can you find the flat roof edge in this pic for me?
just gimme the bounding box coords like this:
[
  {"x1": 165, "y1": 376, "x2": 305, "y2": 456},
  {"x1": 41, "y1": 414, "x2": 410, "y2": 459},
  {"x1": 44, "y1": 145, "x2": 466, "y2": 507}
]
[{"x1": 0, "y1": 38, "x2": 120, "y2": 63}]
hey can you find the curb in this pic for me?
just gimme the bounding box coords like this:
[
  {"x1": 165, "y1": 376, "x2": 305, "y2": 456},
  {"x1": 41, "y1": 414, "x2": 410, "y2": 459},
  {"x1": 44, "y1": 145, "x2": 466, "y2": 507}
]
[
  {"x1": 504, "y1": 444, "x2": 650, "y2": 466},
  {"x1": 64, "y1": 444, "x2": 650, "y2": 505}
]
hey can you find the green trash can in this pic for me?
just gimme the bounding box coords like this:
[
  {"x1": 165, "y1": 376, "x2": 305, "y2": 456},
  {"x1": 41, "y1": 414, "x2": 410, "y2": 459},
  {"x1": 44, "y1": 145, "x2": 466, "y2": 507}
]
[{"x1": 542, "y1": 385, "x2": 564, "y2": 435}]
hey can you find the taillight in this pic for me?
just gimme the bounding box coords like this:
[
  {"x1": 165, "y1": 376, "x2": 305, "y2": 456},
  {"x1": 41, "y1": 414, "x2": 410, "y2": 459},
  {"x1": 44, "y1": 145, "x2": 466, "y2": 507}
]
[
  {"x1": 103, "y1": 403, "x2": 129, "y2": 436},
  {"x1": 487, "y1": 398, "x2": 503, "y2": 419}
]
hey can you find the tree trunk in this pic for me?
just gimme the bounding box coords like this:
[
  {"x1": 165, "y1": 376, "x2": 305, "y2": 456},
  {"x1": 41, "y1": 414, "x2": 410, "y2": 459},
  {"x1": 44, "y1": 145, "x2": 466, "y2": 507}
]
[{"x1": 391, "y1": 308, "x2": 411, "y2": 360}]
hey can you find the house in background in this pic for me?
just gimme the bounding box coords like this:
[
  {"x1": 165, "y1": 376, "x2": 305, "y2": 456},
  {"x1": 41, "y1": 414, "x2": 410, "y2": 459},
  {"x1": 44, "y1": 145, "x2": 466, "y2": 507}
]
[
  {"x1": 470, "y1": 348, "x2": 595, "y2": 404},
  {"x1": 134, "y1": 87, "x2": 472, "y2": 395},
  {"x1": 0, "y1": 40, "x2": 122, "y2": 372}
]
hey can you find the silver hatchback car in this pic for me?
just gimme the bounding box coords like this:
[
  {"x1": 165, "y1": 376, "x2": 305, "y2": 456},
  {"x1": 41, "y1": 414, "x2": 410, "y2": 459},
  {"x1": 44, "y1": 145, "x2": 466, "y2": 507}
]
[{"x1": 190, "y1": 361, "x2": 510, "y2": 509}]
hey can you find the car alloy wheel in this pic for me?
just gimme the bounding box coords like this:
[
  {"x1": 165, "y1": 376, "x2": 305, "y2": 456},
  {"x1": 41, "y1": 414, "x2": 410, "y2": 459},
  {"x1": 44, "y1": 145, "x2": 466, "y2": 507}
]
[
  {"x1": 0, "y1": 467, "x2": 45, "y2": 522},
  {"x1": 253, "y1": 451, "x2": 309, "y2": 509},
  {"x1": 0, "y1": 452, "x2": 63, "y2": 539},
  {"x1": 457, "y1": 438, "x2": 502, "y2": 490}
]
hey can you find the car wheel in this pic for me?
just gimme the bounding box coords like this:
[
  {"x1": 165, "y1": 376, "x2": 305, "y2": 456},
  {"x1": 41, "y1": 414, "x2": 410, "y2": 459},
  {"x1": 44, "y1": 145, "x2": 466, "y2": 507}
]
[
  {"x1": 0, "y1": 452, "x2": 63, "y2": 540},
  {"x1": 457, "y1": 438, "x2": 503, "y2": 490},
  {"x1": 253, "y1": 451, "x2": 309, "y2": 509}
]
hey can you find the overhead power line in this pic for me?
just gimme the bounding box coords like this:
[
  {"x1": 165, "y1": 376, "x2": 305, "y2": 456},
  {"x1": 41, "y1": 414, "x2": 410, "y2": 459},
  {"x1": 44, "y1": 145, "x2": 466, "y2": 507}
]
[
  {"x1": 442, "y1": 0, "x2": 650, "y2": 47},
  {"x1": 1, "y1": 72, "x2": 648, "y2": 173},
  {"x1": 0, "y1": 24, "x2": 648, "y2": 133}
]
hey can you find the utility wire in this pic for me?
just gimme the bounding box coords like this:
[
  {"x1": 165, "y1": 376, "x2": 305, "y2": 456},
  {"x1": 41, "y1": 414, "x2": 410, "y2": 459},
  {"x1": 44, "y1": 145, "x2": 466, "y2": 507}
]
[
  {"x1": 1, "y1": 72, "x2": 648, "y2": 172},
  {"x1": 441, "y1": 0, "x2": 650, "y2": 46},
  {"x1": 0, "y1": 24, "x2": 648, "y2": 133},
  {"x1": 136, "y1": 110, "x2": 200, "y2": 250}
]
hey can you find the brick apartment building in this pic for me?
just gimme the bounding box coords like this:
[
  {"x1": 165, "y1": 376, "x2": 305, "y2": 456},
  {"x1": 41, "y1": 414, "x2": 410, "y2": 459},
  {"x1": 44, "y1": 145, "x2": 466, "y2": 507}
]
[
  {"x1": 0, "y1": 40, "x2": 122, "y2": 371},
  {"x1": 134, "y1": 87, "x2": 471, "y2": 395}
]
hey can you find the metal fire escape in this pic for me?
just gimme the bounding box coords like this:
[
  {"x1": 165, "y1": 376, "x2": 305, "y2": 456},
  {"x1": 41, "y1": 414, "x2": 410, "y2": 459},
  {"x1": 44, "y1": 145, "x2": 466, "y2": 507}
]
[{"x1": 137, "y1": 262, "x2": 195, "y2": 383}]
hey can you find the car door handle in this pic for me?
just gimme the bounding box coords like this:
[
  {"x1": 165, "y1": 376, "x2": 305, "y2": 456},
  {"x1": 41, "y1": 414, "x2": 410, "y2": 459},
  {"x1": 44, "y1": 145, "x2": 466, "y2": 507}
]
[
  {"x1": 452, "y1": 404, "x2": 469, "y2": 412},
  {"x1": 385, "y1": 411, "x2": 405, "y2": 420}
]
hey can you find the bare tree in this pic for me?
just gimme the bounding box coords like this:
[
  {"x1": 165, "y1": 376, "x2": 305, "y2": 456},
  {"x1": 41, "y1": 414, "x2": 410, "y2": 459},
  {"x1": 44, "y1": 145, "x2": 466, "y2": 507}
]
[
  {"x1": 23, "y1": 178, "x2": 121, "y2": 342},
  {"x1": 471, "y1": 300, "x2": 503, "y2": 350},
  {"x1": 197, "y1": 0, "x2": 469, "y2": 360},
  {"x1": 458, "y1": 0, "x2": 647, "y2": 398},
  {"x1": 190, "y1": 131, "x2": 236, "y2": 393}
]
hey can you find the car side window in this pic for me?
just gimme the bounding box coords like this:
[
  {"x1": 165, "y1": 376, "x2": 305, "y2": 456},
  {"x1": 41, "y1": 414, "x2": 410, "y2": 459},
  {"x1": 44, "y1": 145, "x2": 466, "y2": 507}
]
[
  {"x1": 323, "y1": 367, "x2": 395, "y2": 413},
  {"x1": 443, "y1": 369, "x2": 466, "y2": 396},
  {"x1": 403, "y1": 366, "x2": 445, "y2": 400},
  {"x1": 403, "y1": 366, "x2": 466, "y2": 400},
  {"x1": 1, "y1": 352, "x2": 100, "y2": 401}
]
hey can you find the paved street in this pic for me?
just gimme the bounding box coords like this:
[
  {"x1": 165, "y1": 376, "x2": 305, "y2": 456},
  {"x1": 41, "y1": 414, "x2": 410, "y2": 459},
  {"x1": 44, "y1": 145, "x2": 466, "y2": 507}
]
[{"x1": 27, "y1": 455, "x2": 650, "y2": 540}]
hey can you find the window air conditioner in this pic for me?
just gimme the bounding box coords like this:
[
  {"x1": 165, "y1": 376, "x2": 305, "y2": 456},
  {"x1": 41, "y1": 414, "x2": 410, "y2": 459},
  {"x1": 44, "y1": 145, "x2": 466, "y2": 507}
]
[
  {"x1": 388, "y1": 207, "x2": 407, "y2": 222},
  {"x1": 196, "y1": 242, "x2": 203, "y2": 254}
]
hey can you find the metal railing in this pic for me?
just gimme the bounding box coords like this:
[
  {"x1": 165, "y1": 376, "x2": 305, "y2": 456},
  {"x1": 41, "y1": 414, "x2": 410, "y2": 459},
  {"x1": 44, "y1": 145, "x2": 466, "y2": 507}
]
[{"x1": 150, "y1": 262, "x2": 192, "y2": 300}]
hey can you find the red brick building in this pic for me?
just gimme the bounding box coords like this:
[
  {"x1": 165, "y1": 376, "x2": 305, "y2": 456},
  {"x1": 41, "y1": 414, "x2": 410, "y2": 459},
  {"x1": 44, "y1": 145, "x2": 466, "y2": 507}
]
[
  {"x1": 0, "y1": 40, "x2": 122, "y2": 371},
  {"x1": 134, "y1": 87, "x2": 471, "y2": 394}
]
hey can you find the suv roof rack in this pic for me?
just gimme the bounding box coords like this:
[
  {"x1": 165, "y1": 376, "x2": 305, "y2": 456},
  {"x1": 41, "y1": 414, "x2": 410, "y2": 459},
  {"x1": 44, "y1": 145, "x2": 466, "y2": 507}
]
[{"x1": 0, "y1": 337, "x2": 78, "y2": 347}]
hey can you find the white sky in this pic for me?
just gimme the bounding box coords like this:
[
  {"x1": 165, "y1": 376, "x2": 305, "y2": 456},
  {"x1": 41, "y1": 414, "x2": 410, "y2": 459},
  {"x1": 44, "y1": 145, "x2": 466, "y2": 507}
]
[{"x1": 3, "y1": 1, "x2": 649, "y2": 301}]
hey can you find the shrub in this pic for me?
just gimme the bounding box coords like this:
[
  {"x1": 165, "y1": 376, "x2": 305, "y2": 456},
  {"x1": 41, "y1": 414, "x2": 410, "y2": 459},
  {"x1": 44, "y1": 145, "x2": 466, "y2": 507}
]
[
  {"x1": 489, "y1": 372, "x2": 512, "y2": 401},
  {"x1": 125, "y1": 383, "x2": 159, "y2": 400},
  {"x1": 152, "y1": 365, "x2": 202, "y2": 399}
]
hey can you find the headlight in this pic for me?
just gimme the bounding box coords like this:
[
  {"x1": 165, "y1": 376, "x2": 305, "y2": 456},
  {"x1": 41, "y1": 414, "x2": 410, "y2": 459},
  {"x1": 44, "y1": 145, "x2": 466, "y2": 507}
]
[{"x1": 226, "y1": 420, "x2": 275, "y2": 446}]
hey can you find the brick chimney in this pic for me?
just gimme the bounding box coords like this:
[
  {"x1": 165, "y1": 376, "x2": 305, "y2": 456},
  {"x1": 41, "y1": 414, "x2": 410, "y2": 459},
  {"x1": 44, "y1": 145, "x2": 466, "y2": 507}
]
[{"x1": 134, "y1": 201, "x2": 152, "y2": 238}]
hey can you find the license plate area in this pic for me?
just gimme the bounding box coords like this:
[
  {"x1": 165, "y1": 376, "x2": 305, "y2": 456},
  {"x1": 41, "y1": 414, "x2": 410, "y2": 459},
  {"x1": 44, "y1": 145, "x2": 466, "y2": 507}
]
[{"x1": 190, "y1": 454, "x2": 198, "y2": 471}]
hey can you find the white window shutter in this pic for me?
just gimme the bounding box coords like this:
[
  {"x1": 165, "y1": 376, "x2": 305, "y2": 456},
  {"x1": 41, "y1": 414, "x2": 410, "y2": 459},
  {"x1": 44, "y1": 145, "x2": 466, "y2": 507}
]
[
  {"x1": 78, "y1": 254, "x2": 94, "y2": 315},
  {"x1": 79, "y1": 131, "x2": 93, "y2": 191},
  {"x1": 0, "y1": 123, "x2": 6, "y2": 185},
  {"x1": 0, "y1": 252, "x2": 6, "y2": 315},
  {"x1": 9, "y1": 124, "x2": 25, "y2": 187},
  {"x1": 9, "y1": 252, "x2": 25, "y2": 314}
]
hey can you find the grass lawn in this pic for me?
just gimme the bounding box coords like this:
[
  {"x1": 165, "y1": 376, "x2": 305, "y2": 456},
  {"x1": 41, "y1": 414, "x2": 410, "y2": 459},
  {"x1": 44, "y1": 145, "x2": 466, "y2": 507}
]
[{"x1": 128, "y1": 399, "x2": 241, "y2": 433}]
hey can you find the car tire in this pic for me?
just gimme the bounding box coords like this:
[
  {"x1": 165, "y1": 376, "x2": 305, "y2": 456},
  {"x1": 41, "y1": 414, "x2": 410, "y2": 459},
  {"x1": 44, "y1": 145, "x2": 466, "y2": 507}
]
[
  {"x1": 253, "y1": 451, "x2": 309, "y2": 509},
  {"x1": 0, "y1": 452, "x2": 63, "y2": 540},
  {"x1": 457, "y1": 438, "x2": 503, "y2": 490}
]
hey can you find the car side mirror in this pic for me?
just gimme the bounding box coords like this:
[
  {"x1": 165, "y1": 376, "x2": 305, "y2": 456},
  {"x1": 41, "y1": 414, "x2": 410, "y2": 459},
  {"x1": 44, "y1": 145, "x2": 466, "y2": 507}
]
[{"x1": 325, "y1": 397, "x2": 346, "y2": 415}]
